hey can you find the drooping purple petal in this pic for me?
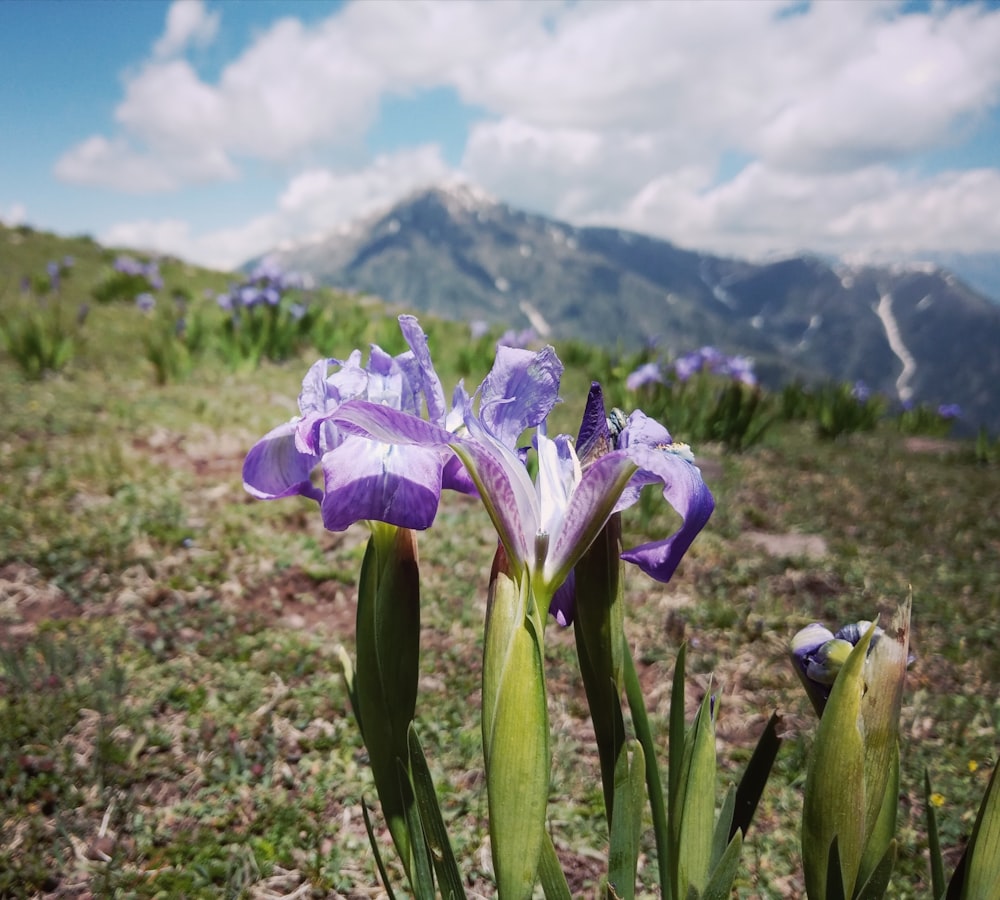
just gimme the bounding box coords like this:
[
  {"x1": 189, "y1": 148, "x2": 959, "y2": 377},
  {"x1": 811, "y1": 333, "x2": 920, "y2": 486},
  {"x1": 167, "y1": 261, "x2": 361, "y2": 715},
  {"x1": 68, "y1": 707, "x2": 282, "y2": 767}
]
[
  {"x1": 243, "y1": 420, "x2": 323, "y2": 503},
  {"x1": 618, "y1": 442, "x2": 715, "y2": 583},
  {"x1": 320, "y1": 437, "x2": 444, "y2": 531}
]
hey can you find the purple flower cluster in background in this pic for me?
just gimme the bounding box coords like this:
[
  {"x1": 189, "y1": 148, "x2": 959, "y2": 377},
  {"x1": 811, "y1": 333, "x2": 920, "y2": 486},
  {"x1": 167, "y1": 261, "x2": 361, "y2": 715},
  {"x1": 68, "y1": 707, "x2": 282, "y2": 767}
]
[
  {"x1": 625, "y1": 362, "x2": 664, "y2": 391},
  {"x1": 216, "y1": 259, "x2": 306, "y2": 312},
  {"x1": 497, "y1": 326, "x2": 538, "y2": 349},
  {"x1": 114, "y1": 254, "x2": 163, "y2": 290},
  {"x1": 625, "y1": 345, "x2": 758, "y2": 391},
  {"x1": 937, "y1": 403, "x2": 962, "y2": 420},
  {"x1": 673, "y1": 346, "x2": 757, "y2": 386}
]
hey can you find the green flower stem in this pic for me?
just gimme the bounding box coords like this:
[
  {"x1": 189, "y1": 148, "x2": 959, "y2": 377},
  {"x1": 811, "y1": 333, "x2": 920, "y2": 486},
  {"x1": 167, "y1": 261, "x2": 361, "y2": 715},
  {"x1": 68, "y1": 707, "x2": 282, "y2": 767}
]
[
  {"x1": 623, "y1": 644, "x2": 670, "y2": 896},
  {"x1": 483, "y1": 545, "x2": 550, "y2": 898},
  {"x1": 573, "y1": 513, "x2": 627, "y2": 824},
  {"x1": 354, "y1": 522, "x2": 422, "y2": 884}
]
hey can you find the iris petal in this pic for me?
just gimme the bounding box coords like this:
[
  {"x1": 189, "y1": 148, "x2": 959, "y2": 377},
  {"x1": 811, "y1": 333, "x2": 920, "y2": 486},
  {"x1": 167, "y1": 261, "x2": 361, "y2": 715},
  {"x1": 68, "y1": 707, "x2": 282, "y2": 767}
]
[
  {"x1": 243, "y1": 419, "x2": 322, "y2": 503},
  {"x1": 320, "y1": 437, "x2": 443, "y2": 531},
  {"x1": 619, "y1": 443, "x2": 715, "y2": 582}
]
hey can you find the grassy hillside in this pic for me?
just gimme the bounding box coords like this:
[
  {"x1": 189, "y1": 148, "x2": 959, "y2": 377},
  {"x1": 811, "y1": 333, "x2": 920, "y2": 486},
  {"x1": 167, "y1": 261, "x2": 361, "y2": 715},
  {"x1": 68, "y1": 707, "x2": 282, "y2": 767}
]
[{"x1": 1, "y1": 224, "x2": 998, "y2": 897}]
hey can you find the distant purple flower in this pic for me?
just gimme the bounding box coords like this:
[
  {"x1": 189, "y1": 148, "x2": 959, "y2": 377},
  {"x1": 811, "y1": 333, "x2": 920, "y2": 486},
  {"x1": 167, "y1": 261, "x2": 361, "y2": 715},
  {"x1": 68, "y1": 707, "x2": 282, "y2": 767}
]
[
  {"x1": 46, "y1": 261, "x2": 61, "y2": 292},
  {"x1": 851, "y1": 381, "x2": 870, "y2": 403},
  {"x1": 114, "y1": 255, "x2": 145, "y2": 276},
  {"x1": 136, "y1": 292, "x2": 156, "y2": 312},
  {"x1": 672, "y1": 349, "x2": 705, "y2": 382},
  {"x1": 470, "y1": 319, "x2": 491, "y2": 340},
  {"x1": 288, "y1": 302, "x2": 308, "y2": 321},
  {"x1": 497, "y1": 327, "x2": 537, "y2": 349},
  {"x1": 216, "y1": 292, "x2": 234, "y2": 311},
  {"x1": 937, "y1": 403, "x2": 961, "y2": 420},
  {"x1": 721, "y1": 354, "x2": 757, "y2": 386},
  {"x1": 625, "y1": 362, "x2": 664, "y2": 391}
]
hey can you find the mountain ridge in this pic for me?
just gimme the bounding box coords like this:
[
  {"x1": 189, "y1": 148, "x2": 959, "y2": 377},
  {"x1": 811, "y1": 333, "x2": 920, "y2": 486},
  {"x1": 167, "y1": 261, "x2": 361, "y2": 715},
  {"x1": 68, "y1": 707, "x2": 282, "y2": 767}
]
[{"x1": 251, "y1": 184, "x2": 1000, "y2": 434}]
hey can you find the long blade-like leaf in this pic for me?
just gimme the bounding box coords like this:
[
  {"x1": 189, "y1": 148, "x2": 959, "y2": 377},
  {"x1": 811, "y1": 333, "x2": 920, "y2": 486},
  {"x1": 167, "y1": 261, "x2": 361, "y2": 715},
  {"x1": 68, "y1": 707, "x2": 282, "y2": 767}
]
[
  {"x1": 538, "y1": 831, "x2": 573, "y2": 900},
  {"x1": 362, "y1": 798, "x2": 398, "y2": 900},
  {"x1": 407, "y1": 724, "x2": 466, "y2": 899},
  {"x1": 624, "y1": 643, "x2": 670, "y2": 896},
  {"x1": 924, "y1": 770, "x2": 945, "y2": 899},
  {"x1": 731, "y1": 711, "x2": 783, "y2": 840}
]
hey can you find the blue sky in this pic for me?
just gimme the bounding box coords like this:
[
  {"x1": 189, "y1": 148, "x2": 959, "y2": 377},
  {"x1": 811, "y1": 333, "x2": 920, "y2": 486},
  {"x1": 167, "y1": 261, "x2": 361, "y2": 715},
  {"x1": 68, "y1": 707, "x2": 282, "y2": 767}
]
[{"x1": 2, "y1": 0, "x2": 999, "y2": 274}]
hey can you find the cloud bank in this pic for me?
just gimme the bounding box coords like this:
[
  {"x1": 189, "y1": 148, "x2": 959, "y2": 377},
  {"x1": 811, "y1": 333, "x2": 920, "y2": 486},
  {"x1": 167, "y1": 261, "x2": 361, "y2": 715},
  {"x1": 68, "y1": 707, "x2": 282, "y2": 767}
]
[{"x1": 54, "y1": 0, "x2": 1000, "y2": 269}]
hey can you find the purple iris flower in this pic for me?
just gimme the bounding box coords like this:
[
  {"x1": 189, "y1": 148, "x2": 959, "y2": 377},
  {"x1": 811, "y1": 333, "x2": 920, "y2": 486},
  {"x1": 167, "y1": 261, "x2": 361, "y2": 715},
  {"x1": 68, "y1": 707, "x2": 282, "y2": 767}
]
[
  {"x1": 721, "y1": 354, "x2": 757, "y2": 386},
  {"x1": 625, "y1": 362, "x2": 664, "y2": 391},
  {"x1": 135, "y1": 292, "x2": 156, "y2": 312},
  {"x1": 333, "y1": 361, "x2": 714, "y2": 617},
  {"x1": 937, "y1": 403, "x2": 961, "y2": 420},
  {"x1": 333, "y1": 344, "x2": 635, "y2": 603},
  {"x1": 852, "y1": 380, "x2": 870, "y2": 403},
  {"x1": 114, "y1": 255, "x2": 144, "y2": 276},
  {"x1": 672, "y1": 349, "x2": 705, "y2": 382},
  {"x1": 243, "y1": 315, "x2": 469, "y2": 532},
  {"x1": 547, "y1": 383, "x2": 716, "y2": 624}
]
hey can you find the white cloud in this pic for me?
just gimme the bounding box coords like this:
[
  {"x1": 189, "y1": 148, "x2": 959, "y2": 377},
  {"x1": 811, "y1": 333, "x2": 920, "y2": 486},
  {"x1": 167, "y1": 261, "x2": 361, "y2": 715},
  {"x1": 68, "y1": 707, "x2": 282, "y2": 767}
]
[
  {"x1": 609, "y1": 162, "x2": 1000, "y2": 258},
  {"x1": 101, "y1": 145, "x2": 457, "y2": 269},
  {"x1": 153, "y1": 0, "x2": 220, "y2": 59},
  {"x1": 61, "y1": 0, "x2": 1000, "y2": 264},
  {"x1": 54, "y1": 133, "x2": 236, "y2": 193},
  {"x1": 1, "y1": 201, "x2": 27, "y2": 226}
]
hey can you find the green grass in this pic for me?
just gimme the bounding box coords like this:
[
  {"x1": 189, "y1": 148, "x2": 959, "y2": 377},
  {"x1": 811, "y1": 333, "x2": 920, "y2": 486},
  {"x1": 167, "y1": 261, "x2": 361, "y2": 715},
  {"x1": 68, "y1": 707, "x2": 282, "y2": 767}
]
[{"x1": 2, "y1": 222, "x2": 999, "y2": 897}]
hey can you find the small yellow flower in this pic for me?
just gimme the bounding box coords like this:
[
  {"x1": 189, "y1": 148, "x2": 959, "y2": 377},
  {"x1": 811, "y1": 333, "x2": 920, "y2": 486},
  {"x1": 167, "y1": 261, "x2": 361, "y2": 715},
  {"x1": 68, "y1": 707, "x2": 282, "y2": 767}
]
[
  {"x1": 930, "y1": 792, "x2": 945, "y2": 808},
  {"x1": 969, "y1": 760, "x2": 979, "y2": 773}
]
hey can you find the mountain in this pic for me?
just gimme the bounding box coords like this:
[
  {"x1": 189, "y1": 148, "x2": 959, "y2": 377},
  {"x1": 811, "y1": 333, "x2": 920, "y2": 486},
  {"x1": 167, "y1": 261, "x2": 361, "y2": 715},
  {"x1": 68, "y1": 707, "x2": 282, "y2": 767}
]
[{"x1": 253, "y1": 184, "x2": 1000, "y2": 434}]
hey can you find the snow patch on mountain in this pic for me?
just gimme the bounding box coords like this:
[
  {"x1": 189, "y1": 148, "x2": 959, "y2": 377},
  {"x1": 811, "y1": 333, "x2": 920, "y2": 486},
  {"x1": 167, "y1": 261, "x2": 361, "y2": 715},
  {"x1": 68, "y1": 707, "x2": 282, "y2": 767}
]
[{"x1": 874, "y1": 291, "x2": 917, "y2": 402}]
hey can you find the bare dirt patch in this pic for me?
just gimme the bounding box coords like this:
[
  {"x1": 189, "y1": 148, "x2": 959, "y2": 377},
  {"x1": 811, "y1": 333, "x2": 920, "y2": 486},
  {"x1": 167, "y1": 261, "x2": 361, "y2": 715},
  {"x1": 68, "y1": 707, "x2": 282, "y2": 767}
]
[
  {"x1": 744, "y1": 530, "x2": 828, "y2": 560},
  {"x1": 0, "y1": 563, "x2": 79, "y2": 648},
  {"x1": 241, "y1": 566, "x2": 357, "y2": 636}
]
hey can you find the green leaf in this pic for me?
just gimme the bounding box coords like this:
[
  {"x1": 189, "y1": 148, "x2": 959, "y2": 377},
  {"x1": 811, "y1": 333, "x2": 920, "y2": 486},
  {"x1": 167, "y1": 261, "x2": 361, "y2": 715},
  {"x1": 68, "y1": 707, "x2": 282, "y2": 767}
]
[
  {"x1": 354, "y1": 524, "x2": 422, "y2": 880},
  {"x1": 731, "y1": 711, "x2": 783, "y2": 841},
  {"x1": 701, "y1": 831, "x2": 743, "y2": 900},
  {"x1": 854, "y1": 839, "x2": 896, "y2": 900},
  {"x1": 673, "y1": 689, "x2": 717, "y2": 899},
  {"x1": 399, "y1": 758, "x2": 435, "y2": 900},
  {"x1": 961, "y1": 760, "x2": 1000, "y2": 900},
  {"x1": 924, "y1": 770, "x2": 946, "y2": 899},
  {"x1": 623, "y1": 643, "x2": 670, "y2": 897},
  {"x1": 608, "y1": 740, "x2": 646, "y2": 900},
  {"x1": 538, "y1": 831, "x2": 573, "y2": 900},
  {"x1": 802, "y1": 624, "x2": 875, "y2": 899},
  {"x1": 668, "y1": 643, "x2": 688, "y2": 810},
  {"x1": 407, "y1": 725, "x2": 466, "y2": 899},
  {"x1": 710, "y1": 785, "x2": 736, "y2": 872},
  {"x1": 825, "y1": 839, "x2": 847, "y2": 900},
  {"x1": 574, "y1": 513, "x2": 627, "y2": 824},
  {"x1": 362, "y1": 798, "x2": 398, "y2": 900}
]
